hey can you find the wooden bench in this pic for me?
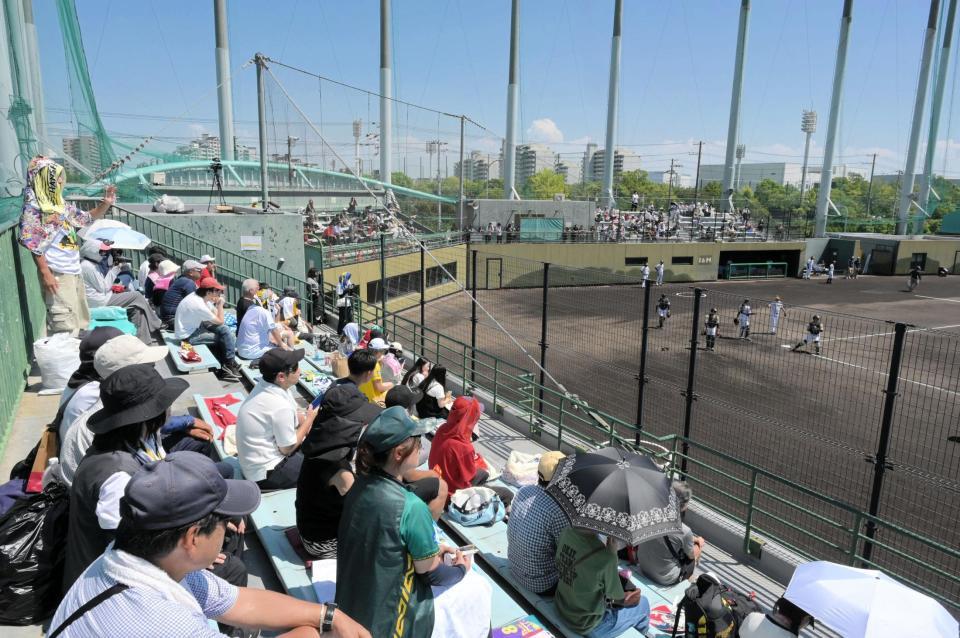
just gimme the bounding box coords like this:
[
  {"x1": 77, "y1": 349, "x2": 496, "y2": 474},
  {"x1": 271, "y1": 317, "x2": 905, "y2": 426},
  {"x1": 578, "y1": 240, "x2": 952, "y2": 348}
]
[{"x1": 161, "y1": 332, "x2": 219, "y2": 374}]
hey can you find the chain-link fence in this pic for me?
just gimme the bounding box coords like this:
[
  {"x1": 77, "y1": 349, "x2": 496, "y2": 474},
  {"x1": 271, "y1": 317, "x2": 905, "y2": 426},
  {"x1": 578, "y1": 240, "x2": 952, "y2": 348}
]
[{"x1": 389, "y1": 247, "x2": 959, "y2": 609}]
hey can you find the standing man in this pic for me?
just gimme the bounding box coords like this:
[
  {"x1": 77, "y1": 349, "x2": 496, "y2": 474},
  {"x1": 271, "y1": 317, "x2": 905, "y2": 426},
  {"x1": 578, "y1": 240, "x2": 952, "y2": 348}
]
[
  {"x1": 704, "y1": 307, "x2": 720, "y2": 351},
  {"x1": 18, "y1": 157, "x2": 117, "y2": 335},
  {"x1": 768, "y1": 296, "x2": 785, "y2": 335},
  {"x1": 655, "y1": 260, "x2": 665, "y2": 286},
  {"x1": 791, "y1": 315, "x2": 823, "y2": 355},
  {"x1": 237, "y1": 348, "x2": 318, "y2": 491},
  {"x1": 496, "y1": 222, "x2": 503, "y2": 244},
  {"x1": 803, "y1": 256, "x2": 815, "y2": 280},
  {"x1": 656, "y1": 294, "x2": 671, "y2": 329},
  {"x1": 907, "y1": 264, "x2": 922, "y2": 292},
  {"x1": 641, "y1": 262, "x2": 650, "y2": 288},
  {"x1": 826, "y1": 262, "x2": 835, "y2": 284},
  {"x1": 737, "y1": 299, "x2": 752, "y2": 341},
  {"x1": 631, "y1": 191, "x2": 640, "y2": 211}
]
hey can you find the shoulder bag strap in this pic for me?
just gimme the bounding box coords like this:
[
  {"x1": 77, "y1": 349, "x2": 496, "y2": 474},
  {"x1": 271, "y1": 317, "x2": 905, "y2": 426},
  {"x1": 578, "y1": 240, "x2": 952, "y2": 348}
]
[{"x1": 48, "y1": 583, "x2": 129, "y2": 638}]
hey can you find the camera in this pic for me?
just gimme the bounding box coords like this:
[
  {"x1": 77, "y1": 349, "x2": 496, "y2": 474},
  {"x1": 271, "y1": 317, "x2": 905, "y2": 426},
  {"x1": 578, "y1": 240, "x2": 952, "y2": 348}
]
[{"x1": 209, "y1": 157, "x2": 223, "y2": 172}]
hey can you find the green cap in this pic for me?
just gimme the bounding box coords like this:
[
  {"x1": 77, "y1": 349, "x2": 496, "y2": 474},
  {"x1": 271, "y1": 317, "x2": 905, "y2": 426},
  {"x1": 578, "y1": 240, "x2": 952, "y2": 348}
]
[{"x1": 360, "y1": 406, "x2": 431, "y2": 453}]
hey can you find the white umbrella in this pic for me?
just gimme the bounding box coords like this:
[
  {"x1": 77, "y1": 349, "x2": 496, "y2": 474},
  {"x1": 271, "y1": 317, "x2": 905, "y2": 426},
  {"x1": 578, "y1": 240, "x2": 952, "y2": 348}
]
[
  {"x1": 83, "y1": 220, "x2": 152, "y2": 250},
  {"x1": 784, "y1": 561, "x2": 958, "y2": 638}
]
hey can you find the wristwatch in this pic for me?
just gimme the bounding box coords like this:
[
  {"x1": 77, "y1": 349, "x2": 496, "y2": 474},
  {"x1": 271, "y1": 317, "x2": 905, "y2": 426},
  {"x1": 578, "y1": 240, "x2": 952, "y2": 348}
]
[{"x1": 321, "y1": 602, "x2": 337, "y2": 633}]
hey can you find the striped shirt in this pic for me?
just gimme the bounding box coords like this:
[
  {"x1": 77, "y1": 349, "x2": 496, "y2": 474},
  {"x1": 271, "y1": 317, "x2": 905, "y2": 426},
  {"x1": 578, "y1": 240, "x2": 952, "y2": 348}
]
[
  {"x1": 50, "y1": 553, "x2": 237, "y2": 637},
  {"x1": 507, "y1": 485, "x2": 570, "y2": 593}
]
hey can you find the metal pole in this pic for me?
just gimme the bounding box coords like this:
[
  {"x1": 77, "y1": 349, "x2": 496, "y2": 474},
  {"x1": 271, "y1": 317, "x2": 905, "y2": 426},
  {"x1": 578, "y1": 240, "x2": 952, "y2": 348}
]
[
  {"x1": 693, "y1": 141, "x2": 703, "y2": 203},
  {"x1": 503, "y1": 0, "x2": 520, "y2": 199},
  {"x1": 21, "y1": 0, "x2": 45, "y2": 143},
  {"x1": 634, "y1": 282, "x2": 652, "y2": 444},
  {"x1": 213, "y1": 0, "x2": 235, "y2": 161},
  {"x1": 919, "y1": 0, "x2": 958, "y2": 233},
  {"x1": 318, "y1": 244, "x2": 325, "y2": 321},
  {"x1": 722, "y1": 0, "x2": 751, "y2": 211},
  {"x1": 862, "y1": 322, "x2": 908, "y2": 564},
  {"x1": 458, "y1": 115, "x2": 466, "y2": 230},
  {"x1": 380, "y1": 0, "x2": 393, "y2": 185},
  {"x1": 420, "y1": 244, "x2": 426, "y2": 356},
  {"x1": 800, "y1": 131, "x2": 813, "y2": 202},
  {"x1": 255, "y1": 53, "x2": 270, "y2": 210},
  {"x1": 814, "y1": 0, "x2": 854, "y2": 237},
  {"x1": 897, "y1": 0, "x2": 941, "y2": 235},
  {"x1": 537, "y1": 263, "x2": 550, "y2": 414},
  {"x1": 667, "y1": 158, "x2": 675, "y2": 204},
  {"x1": 866, "y1": 152, "x2": 877, "y2": 216},
  {"x1": 287, "y1": 136, "x2": 294, "y2": 186},
  {"x1": 379, "y1": 233, "x2": 387, "y2": 324},
  {"x1": 681, "y1": 288, "x2": 703, "y2": 475},
  {"x1": 470, "y1": 250, "x2": 478, "y2": 383},
  {"x1": 601, "y1": 0, "x2": 624, "y2": 209}
]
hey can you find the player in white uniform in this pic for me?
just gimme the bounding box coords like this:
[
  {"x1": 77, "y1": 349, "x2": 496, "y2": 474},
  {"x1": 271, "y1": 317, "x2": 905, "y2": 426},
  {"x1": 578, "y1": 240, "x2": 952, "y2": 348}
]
[
  {"x1": 655, "y1": 260, "x2": 665, "y2": 286},
  {"x1": 641, "y1": 264, "x2": 650, "y2": 288},
  {"x1": 803, "y1": 257, "x2": 814, "y2": 280},
  {"x1": 704, "y1": 307, "x2": 720, "y2": 351},
  {"x1": 768, "y1": 296, "x2": 785, "y2": 335},
  {"x1": 737, "y1": 299, "x2": 752, "y2": 340},
  {"x1": 791, "y1": 315, "x2": 823, "y2": 355},
  {"x1": 826, "y1": 262, "x2": 835, "y2": 284}
]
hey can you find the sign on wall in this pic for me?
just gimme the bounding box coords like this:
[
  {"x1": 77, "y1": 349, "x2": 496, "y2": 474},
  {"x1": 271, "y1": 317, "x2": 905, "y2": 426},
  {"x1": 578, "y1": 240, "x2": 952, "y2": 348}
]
[{"x1": 240, "y1": 235, "x2": 263, "y2": 251}]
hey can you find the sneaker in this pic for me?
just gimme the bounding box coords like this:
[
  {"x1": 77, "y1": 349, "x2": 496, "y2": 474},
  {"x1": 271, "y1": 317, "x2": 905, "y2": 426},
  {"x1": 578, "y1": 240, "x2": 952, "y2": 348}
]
[{"x1": 219, "y1": 363, "x2": 242, "y2": 382}]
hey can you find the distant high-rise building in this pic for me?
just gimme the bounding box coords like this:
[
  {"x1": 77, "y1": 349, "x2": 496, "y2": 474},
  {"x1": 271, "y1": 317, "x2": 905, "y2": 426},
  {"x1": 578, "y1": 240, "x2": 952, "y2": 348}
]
[
  {"x1": 582, "y1": 142, "x2": 598, "y2": 183},
  {"x1": 515, "y1": 143, "x2": 556, "y2": 188},
  {"x1": 62, "y1": 136, "x2": 103, "y2": 180},
  {"x1": 696, "y1": 162, "x2": 857, "y2": 189},
  {"x1": 586, "y1": 147, "x2": 641, "y2": 182},
  {"x1": 455, "y1": 151, "x2": 496, "y2": 182},
  {"x1": 555, "y1": 156, "x2": 582, "y2": 185},
  {"x1": 174, "y1": 133, "x2": 257, "y2": 162}
]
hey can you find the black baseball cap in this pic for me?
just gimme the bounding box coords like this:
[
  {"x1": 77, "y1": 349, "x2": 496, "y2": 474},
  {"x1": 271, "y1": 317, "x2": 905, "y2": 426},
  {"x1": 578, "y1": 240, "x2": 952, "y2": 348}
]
[
  {"x1": 385, "y1": 385, "x2": 423, "y2": 410},
  {"x1": 259, "y1": 347, "x2": 305, "y2": 378},
  {"x1": 120, "y1": 451, "x2": 260, "y2": 530}
]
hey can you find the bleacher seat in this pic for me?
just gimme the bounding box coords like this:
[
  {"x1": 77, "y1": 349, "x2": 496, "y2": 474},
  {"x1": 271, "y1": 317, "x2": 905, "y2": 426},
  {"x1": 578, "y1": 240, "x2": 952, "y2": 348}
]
[
  {"x1": 193, "y1": 391, "x2": 246, "y2": 460},
  {"x1": 161, "y1": 332, "x2": 219, "y2": 374}
]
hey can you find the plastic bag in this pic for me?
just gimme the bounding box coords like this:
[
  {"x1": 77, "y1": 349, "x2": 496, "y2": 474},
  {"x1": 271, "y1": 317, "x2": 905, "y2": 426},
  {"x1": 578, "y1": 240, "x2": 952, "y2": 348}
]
[
  {"x1": 34, "y1": 333, "x2": 81, "y2": 390},
  {"x1": 501, "y1": 451, "x2": 541, "y2": 488},
  {"x1": 0, "y1": 483, "x2": 70, "y2": 624}
]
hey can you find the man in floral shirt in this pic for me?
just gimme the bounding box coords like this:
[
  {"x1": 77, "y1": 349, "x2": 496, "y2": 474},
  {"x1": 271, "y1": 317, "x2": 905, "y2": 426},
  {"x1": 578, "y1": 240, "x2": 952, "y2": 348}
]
[{"x1": 18, "y1": 156, "x2": 116, "y2": 334}]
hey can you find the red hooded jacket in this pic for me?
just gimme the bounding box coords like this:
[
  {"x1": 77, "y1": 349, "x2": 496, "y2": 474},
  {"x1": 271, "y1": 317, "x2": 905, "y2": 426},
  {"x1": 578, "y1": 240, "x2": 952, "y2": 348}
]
[{"x1": 428, "y1": 396, "x2": 487, "y2": 493}]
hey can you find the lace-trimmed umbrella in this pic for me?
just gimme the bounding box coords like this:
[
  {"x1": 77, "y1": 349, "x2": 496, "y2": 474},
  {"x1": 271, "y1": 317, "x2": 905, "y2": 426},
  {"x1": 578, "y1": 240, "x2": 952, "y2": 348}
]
[{"x1": 546, "y1": 446, "x2": 682, "y2": 545}]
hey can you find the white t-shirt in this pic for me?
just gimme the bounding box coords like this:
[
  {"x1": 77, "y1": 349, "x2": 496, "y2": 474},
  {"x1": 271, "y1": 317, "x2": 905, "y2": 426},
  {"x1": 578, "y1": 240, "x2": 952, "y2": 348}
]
[
  {"x1": 174, "y1": 293, "x2": 216, "y2": 339},
  {"x1": 58, "y1": 382, "x2": 101, "y2": 444},
  {"x1": 739, "y1": 613, "x2": 796, "y2": 638},
  {"x1": 407, "y1": 372, "x2": 426, "y2": 389},
  {"x1": 52, "y1": 400, "x2": 101, "y2": 488},
  {"x1": 44, "y1": 229, "x2": 82, "y2": 275},
  {"x1": 236, "y1": 380, "x2": 299, "y2": 482},
  {"x1": 236, "y1": 306, "x2": 277, "y2": 359}
]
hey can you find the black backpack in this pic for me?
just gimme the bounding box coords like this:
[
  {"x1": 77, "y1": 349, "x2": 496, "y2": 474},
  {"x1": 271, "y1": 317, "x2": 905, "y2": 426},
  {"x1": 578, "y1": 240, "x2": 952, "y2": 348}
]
[{"x1": 672, "y1": 573, "x2": 762, "y2": 638}]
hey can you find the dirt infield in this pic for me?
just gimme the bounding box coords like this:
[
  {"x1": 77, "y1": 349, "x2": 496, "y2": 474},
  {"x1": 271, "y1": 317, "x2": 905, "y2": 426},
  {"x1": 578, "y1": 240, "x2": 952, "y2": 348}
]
[{"x1": 404, "y1": 274, "x2": 960, "y2": 601}]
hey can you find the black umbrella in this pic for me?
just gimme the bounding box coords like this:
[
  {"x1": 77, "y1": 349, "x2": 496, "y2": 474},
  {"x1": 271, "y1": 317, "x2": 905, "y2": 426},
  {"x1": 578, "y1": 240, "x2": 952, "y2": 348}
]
[{"x1": 546, "y1": 446, "x2": 682, "y2": 545}]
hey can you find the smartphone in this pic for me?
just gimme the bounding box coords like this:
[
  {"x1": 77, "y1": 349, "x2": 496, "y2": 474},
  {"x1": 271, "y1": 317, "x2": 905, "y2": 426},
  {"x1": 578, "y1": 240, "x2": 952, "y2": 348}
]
[{"x1": 310, "y1": 394, "x2": 324, "y2": 409}]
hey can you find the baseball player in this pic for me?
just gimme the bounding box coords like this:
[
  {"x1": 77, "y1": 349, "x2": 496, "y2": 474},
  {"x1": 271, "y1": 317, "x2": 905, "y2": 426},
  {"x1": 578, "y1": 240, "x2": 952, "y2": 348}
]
[
  {"x1": 737, "y1": 299, "x2": 752, "y2": 340},
  {"x1": 826, "y1": 262, "x2": 835, "y2": 284},
  {"x1": 655, "y1": 260, "x2": 665, "y2": 286},
  {"x1": 704, "y1": 307, "x2": 720, "y2": 351},
  {"x1": 907, "y1": 264, "x2": 922, "y2": 292},
  {"x1": 803, "y1": 257, "x2": 815, "y2": 280},
  {"x1": 656, "y1": 294, "x2": 671, "y2": 328},
  {"x1": 641, "y1": 263, "x2": 650, "y2": 288},
  {"x1": 769, "y1": 296, "x2": 785, "y2": 335},
  {"x1": 791, "y1": 315, "x2": 823, "y2": 355}
]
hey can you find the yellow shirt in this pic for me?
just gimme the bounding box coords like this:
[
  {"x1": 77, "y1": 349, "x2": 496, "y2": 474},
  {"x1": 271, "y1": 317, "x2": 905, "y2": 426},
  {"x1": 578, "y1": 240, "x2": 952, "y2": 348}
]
[{"x1": 358, "y1": 361, "x2": 386, "y2": 403}]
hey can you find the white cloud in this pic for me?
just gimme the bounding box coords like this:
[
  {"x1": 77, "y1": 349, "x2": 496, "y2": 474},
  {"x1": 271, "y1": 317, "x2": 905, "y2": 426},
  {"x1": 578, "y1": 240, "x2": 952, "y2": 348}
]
[{"x1": 526, "y1": 118, "x2": 564, "y2": 144}]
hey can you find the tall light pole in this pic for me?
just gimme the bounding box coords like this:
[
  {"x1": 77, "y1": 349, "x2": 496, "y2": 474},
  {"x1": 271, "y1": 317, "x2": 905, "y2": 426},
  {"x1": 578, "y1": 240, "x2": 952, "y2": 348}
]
[
  {"x1": 213, "y1": 0, "x2": 234, "y2": 161},
  {"x1": 814, "y1": 0, "x2": 854, "y2": 238},
  {"x1": 379, "y1": 0, "x2": 393, "y2": 186},
  {"x1": 722, "y1": 0, "x2": 751, "y2": 211},
  {"x1": 734, "y1": 144, "x2": 746, "y2": 190},
  {"x1": 353, "y1": 119, "x2": 362, "y2": 177},
  {"x1": 287, "y1": 136, "x2": 299, "y2": 186},
  {"x1": 255, "y1": 53, "x2": 269, "y2": 209},
  {"x1": 799, "y1": 110, "x2": 817, "y2": 202},
  {"x1": 503, "y1": 0, "x2": 520, "y2": 199},
  {"x1": 601, "y1": 0, "x2": 624, "y2": 209},
  {"x1": 896, "y1": 0, "x2": 941, "y2": 235}
]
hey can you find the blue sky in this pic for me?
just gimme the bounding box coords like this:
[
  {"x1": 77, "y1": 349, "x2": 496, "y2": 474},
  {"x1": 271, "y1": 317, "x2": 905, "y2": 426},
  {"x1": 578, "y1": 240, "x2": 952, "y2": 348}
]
[{"x1": 33, "y1": 0, "x2": 960, "y2": 178}]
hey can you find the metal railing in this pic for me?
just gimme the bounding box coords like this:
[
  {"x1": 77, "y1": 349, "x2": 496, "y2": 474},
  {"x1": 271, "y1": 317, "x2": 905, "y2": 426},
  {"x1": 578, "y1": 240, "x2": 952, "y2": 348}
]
[
  {"x1": 328, "y1": 287, "x2": 960, "y2": 613},
  {"x1": 312, "y1": 231, "x2": 465, "y2": 269}
]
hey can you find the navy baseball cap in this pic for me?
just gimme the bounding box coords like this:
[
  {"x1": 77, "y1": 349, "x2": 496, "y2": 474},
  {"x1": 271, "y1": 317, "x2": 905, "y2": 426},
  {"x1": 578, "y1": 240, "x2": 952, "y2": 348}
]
[
  {"x1": 120, "y1": 451, "x2": 260, "y2": 530},
  {"x1": 360, "y1": 406, "x2": 431, "y2": 453}
]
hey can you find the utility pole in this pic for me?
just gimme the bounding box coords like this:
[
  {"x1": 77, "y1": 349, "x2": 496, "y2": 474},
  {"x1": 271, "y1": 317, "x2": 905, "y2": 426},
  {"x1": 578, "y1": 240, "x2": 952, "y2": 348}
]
[
  {"x1": 353, "y1": 119, "x2": 362, "y2": 177},
  {"x1": 722, "y1": 0, "x2": 751, "y2": 211},
  {"x1": 503, "y1": 0, "x2": 520, "y2": 199},
  {"x1": 667, "y1": 158, "x2": 681, "y2": 204},
  {"x1": 800, "y1": 110, "x2": 818, "y2": 202},
  {"x1": 814, "y1": 0, "x2": 854, "y2": 237},
  {"x1": 458, "y1": 115, "x2": 466, "y2": 231},
  {"x1": 865, "y1": 152, "x2": 877, "y2": 216},
  {"x1": 896, "y1": 0, "x2": 941, "y2": 235},
  {"x1": 255, "y1": 53, "x2": 269, "y2": 210},
  {"x1": 287, "y1": 135, "x2": 299, "y2": 186},
  {"x1": 693, "y1": 141, "x2": 703, "y2": 203}
]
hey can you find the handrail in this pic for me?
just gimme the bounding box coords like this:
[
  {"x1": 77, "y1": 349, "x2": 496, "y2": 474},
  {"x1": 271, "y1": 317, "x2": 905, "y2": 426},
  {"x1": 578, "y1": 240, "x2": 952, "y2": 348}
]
[
  {"x1": 328, "y1": 286, "x2": 960, "y2": 612},
  {"x1": 317, "y1": 232, "x2": 465, "y2": 268}
]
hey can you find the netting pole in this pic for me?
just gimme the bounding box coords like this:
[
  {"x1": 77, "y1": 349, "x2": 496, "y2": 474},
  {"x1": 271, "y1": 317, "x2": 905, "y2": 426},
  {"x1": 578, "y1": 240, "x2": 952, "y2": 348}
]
[
  {"x1": 318, "y1": 246, "x2": 326, "y2": 322},
  {"x1": 537, "y1": 263, "x2": 551, "y2": 415},
  {"x1": 255, "y1": 53, "x2": 270, "y2": 210},
  {"x1": 419, "y1": 244, "x2": 426, "y2": 357},
  {"x1": 862, "y1": 322, "x2": 907, "y2": 565},
  {"x1": 470, "y1": 249, "x2": 478, "y2": 383},
  {"x1": 379, "y1": 233, "x2": 387, "y2": 324},
  {"x1": 634, "y1": 282, "x2": 652, "y2": 444},
  {"x1": 681, "y1": 288, "x2": 703, "y2": 476}
]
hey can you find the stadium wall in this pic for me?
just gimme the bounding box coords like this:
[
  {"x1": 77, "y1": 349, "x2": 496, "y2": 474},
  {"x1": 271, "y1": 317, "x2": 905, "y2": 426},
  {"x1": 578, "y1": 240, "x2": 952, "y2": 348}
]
[{"x1": 893, "y1": 238, "x2": 960, "y2": 274}]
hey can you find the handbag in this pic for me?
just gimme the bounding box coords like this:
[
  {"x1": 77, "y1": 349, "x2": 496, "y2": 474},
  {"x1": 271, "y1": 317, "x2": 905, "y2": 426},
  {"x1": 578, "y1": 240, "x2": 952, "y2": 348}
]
[
  {"x1": 447, "y1": 486, "x2": 505, "y2": 527},
  {"x1": 501, "y1": 451, "x2": 541, "y2": 488}
]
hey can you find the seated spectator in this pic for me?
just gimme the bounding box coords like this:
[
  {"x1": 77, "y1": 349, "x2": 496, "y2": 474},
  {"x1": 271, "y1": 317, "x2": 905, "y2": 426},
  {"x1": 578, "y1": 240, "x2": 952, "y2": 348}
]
[
  {"x1": 416, "y1": 365, "x2": 452, "y2": 419},
  {"x1": 143, "y1": 257, "x2": 176, "y2": 307},
  {"x1": 296, "y1": 382, "x2": 382, "y2": 559},
  {"x1": 136, "y1": 246, "x2": 165, "y2": 289},
  {"x1": 402, "y1": 357, "x2": 431, "y2": 389},
  {"x1": 555, "y1": 528, "x2": 651, "y2": 637},
  {"x1": 80, "y1": 239, "x2": 161, "y2": 343},
  {"x1": 199, "y1": 254, "x2": 217, "y2": 279},
  {"x1": 338, "y1": 322, "x2": 360, "y2": 356},
  {"x1": 357, "y1": 338, "x2": 394, "y2": 404},
  {"x1": 428, "y1": 396, "x2": 513, "y2": 506},
  {"x1": 507, "y1": 451, "x2": 570, "y2": 595},
  {"x1": 236, "y1": 348, "x2": 317, "y2": 491},
  {"x1": 236, "y1": 291, "x2": 295, "y2": 361},
  {"x1": 63, "y1": 363, "x2": 189, "y2": 590},
  {"x1": 740, "y1": 596, "x2": 815, "y2": 637},
  {"x1": 634, "y1": 481, "x2": 704, "y2": 585},
  {"x1": 52, "y1": 451, "x2": 369, "y2": 638},
  {"x1": 174, "y1": 277, "x2": 242, "y2": 381},
  {"x1": 380, "y1": 341, "x2": 405, "y2": 385},
  {"x1": 159, "y1": 259, "x2": 204, "y2": 322},
  {"x1": 57, "y1": 327, "x2": 124, "y2": 443},
  {"x1": 336, "y1": 407, "x2": 472, "y2": 637},
  {"x1": 356, "y1": 327, "x2": 383, "y2": 350},
  {"x1": 235, "y1": 278, "x2": 260, "y2": 333}
]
